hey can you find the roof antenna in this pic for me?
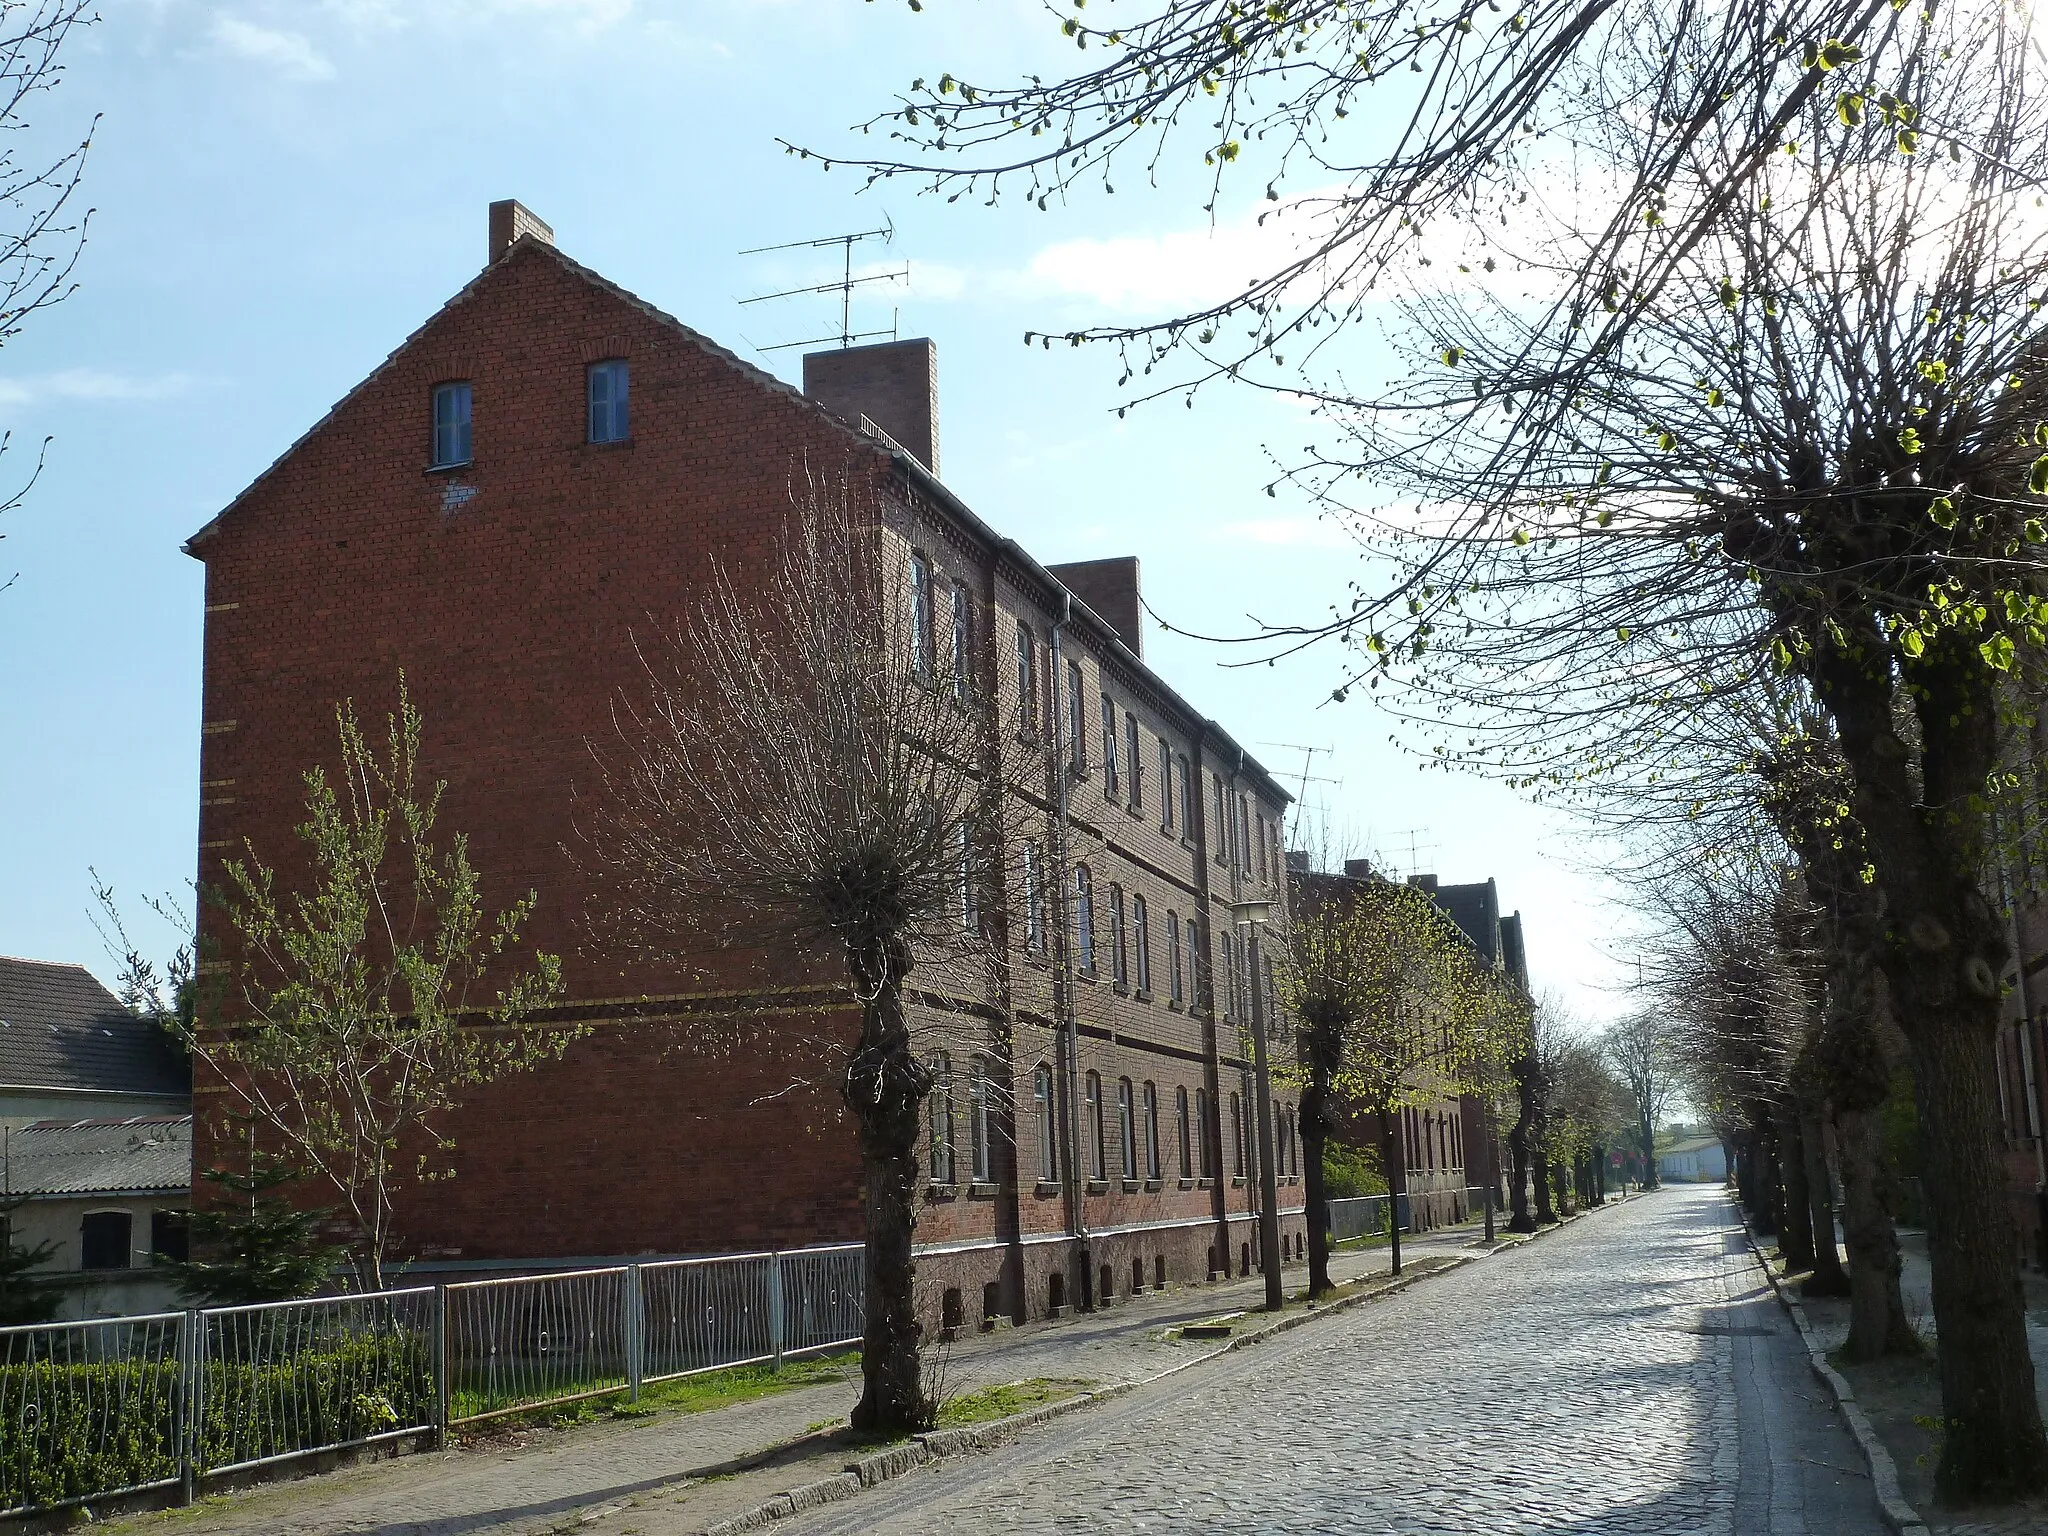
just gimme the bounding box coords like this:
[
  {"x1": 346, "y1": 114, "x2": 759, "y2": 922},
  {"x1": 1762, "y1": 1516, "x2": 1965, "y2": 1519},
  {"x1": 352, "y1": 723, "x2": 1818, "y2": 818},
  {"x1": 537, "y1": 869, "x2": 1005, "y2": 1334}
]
[{"x1": 739, "y1": 220, "x2": 908, "y2": 352}]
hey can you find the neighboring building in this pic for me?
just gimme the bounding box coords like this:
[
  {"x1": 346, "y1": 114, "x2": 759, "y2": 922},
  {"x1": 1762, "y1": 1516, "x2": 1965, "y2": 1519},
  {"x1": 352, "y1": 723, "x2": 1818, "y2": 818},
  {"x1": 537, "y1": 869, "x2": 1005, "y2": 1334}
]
[
  {"x1": 2, "y1": 1115, "x2": 192, "y2": 1319},
  {"x1": 0, "y1": 957, "x2": 190, "y2": 1130},
  {"x1": 184, "y1": 201, "x2": 1303, "y2": 1330},
  {"x1": 1656, "y1": 1133, "x2": 1729, "y2": 1185}
]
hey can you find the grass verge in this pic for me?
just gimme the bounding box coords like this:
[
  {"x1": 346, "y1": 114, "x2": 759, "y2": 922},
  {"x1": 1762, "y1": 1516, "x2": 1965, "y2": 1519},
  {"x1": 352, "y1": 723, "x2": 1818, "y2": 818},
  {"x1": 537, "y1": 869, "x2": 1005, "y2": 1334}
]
[
  {"x1": 934, "y1": 1378, "x2": 1091, "y2": 1428},
  {"x1": 456, "y1": 1353, "x2": 857, "y2": 1438}
]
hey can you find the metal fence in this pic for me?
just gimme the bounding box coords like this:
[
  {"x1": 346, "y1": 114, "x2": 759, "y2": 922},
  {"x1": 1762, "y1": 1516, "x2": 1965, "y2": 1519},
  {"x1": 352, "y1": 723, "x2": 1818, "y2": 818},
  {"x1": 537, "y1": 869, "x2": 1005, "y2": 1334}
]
[
  {"x1": 0, "y1": 1243, "x2": 864, "y2": 1520},
  {"x1": 1325, "y1": 1194, "x2": 1411, "y2": 1240}
]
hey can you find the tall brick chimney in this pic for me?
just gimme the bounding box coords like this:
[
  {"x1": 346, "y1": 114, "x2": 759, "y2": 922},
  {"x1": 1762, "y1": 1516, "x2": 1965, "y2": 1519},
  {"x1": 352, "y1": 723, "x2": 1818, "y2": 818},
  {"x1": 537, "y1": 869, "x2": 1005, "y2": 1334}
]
[
  {"x1": 488, "y1": 200, "x2": 554, "y2": 265},
  {"x1": 803, "y1": 339, "x2": 939, "y2": 476},
  {"x1": 1047, "y1": 556, "x2": 1144, "y2": 659}
]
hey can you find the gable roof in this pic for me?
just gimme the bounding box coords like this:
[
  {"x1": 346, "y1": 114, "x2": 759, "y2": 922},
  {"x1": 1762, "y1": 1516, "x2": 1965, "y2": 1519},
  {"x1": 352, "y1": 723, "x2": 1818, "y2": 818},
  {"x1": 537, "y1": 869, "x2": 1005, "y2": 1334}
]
[
  {"x1": 1, "y1": 1116, "x2": 191, "y2": 1198},
  {"x1": 0, "y1": 958, "x2": 190, "y2": 1100},
  {"x1": 1430, "y1": 880, "x2": 1501, "y2": 964},
  {"x1": 184, "y1": 234, "x2": 870, "y2": 555}
]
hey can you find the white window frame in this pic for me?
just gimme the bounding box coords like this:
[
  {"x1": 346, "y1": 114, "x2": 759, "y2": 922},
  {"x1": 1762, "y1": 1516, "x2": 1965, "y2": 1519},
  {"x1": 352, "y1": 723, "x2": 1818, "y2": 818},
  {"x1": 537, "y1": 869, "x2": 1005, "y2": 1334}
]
[
  {"x1": 431, "y1": 381, "x2": 472, "y2": 468},
  {"x1": 1035, "y1": 1064, "x2": 1058, "y2": 1181},
  {"x1": 587, "y1": 358, "x2": 630, "y2": 443},
  {"x1": 1132, "y1": 893, "x2": 1150, "y2": 993}
]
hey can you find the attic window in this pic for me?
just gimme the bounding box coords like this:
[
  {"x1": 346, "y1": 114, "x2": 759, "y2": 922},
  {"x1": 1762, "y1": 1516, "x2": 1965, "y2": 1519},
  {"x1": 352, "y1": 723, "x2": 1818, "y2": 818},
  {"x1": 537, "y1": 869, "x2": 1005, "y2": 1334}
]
[
  {"x1": 432, "y1": 382, "x2": 472, "y2": 468},
  {"x1": 587, "y1": 360, "x2": 629, "y2": 444}
]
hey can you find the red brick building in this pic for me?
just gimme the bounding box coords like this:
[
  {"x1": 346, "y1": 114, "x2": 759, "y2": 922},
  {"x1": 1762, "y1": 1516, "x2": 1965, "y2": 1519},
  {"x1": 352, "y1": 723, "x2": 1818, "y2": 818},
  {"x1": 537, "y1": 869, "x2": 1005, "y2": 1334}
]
[{"x1": 185, "y1": 202, "x2": 1304, "y2": 1329}]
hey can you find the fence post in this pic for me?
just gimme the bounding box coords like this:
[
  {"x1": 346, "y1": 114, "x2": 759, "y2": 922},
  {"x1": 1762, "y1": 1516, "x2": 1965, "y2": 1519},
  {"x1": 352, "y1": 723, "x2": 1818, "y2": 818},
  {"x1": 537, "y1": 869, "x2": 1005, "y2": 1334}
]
[
  {"x1": 625, "y1": 1264, "x2": 643, "y2": 1404},
  {"x1": 432, "y1": 1285, "x2": 450, "y2": 1451},
  {"x1": 767, "y1": 1251, "x2": 785, "y2": 1371},
  {"x1": 178, "y1": 1309, "x2": 198, "y2": 1505}
]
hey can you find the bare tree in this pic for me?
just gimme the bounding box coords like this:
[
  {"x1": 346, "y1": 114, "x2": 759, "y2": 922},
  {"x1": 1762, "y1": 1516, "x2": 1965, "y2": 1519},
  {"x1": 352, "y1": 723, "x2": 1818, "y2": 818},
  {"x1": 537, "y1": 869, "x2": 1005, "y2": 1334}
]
[
  {"x1": 592, "y1": 476, "x2": 1044, "y2": 1435},
  {"x1": 1602, "y1": 1014, "x2": 1681, "y2": 1193}
]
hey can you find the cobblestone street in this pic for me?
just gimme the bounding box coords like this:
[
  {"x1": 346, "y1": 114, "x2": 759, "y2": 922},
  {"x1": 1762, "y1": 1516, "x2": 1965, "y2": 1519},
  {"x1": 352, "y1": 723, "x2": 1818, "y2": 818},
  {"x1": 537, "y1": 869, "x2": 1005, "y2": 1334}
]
[{"x1": 782, "y1": 1186, "x2": 1889, "y2": 1536}]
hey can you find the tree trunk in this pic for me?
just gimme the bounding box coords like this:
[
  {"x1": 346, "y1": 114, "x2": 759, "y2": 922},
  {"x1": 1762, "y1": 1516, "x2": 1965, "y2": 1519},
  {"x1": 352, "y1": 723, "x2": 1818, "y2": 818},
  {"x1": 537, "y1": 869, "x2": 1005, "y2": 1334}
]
[
  {"x1": 1800, "y1": 1111, "x2": 1851, "y2": 1297},
  {"x1": 844, "y1": 942, "x2": 933, "y2": 1436},
  {"x1": 1734, "y1": 1127, "x2": 1758, "y2": 1214},
  {"x1": 1301, "y1": 1073, "x2": 1332, "y2": 1297},
  {"x1": 1380, "y1": 1108, "x2": 1405, "y2": 1276},
  {"x1": 1819, "y1": 642, "x2": 2048, "y2": 1499},
  {"x1": 1532, "y1": 1132, "x2": 1557, "y2": 1224},
  {"x1": 1779, "y1": 1110, "x2": 1819, "y2": 1274},
  {"x1": 1640, "y1": 1113, "x2": 1660, "y2": 1191},
  {"x1": 1507, "y1": 1059, "x2": 1537, "y2": 1233},
  {"x1": 1835, "y1": 1103, "x2": 1919, "y2": 1361}
]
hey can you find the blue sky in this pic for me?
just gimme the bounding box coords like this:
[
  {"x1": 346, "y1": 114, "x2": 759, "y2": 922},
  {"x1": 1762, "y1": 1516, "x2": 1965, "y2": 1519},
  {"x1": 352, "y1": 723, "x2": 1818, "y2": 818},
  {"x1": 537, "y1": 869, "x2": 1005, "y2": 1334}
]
[{"x1": 0, "y1": 0, "x2": 1633, "y2": 1022}]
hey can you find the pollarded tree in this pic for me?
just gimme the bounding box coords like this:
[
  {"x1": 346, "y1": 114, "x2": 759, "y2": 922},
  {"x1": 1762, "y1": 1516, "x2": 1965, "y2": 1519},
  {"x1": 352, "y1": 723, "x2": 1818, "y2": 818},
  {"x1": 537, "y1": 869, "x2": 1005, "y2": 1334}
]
[
  {"x1": 173, "y1": 681, "x2": 571, "y2": 1292},
  {"x1": 592, "y1": 476, "x2": 1047, "y2": 1435}
]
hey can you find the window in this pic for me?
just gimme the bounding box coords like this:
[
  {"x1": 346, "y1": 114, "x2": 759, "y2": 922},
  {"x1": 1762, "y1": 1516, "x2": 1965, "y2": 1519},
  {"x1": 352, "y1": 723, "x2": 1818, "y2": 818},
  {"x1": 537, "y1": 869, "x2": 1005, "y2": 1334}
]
[
  {"x1": 951, "y1": 585, "x2": 972, "y2": 699},
  {"x1": 1132, "y1": 894, "x2": 1150, "y2": 993},
  {"x1": 1176, "y1": 1087, "x2": 1192, "y2": 1178},
  {"x1": 1196, "y1": 1088, "x2": 1213, "y2": 1177},
  {"x1": 1238, "y1": 796, "x2": 1252, "y2": 874},
  {"x1": 1118, "y1": 1078, "x2": 1136, "y2": 1178},
  {"x1": 1213, "y1": 774, "x2": 1229, "y2": 864},
  {"x1": 1231, "y1": 1093, "x2": 1246, "y2": 1177},
  {"x1": 1075, "y1": 865, "x2": 1096, "y2": 971},
  {"x1": 1125, "y1": 713, "x2": 1143, "y2": 810},
  {"x1": 910, "y1": 553, "x2": 934, "y2": 674},
  {"x1": 1086, "y1": 1072, "x2": 1105, "y2": 1180},
  {"x1": 587, "y1": 359, "x2": 630, "y2": 443},
  {"x1": 1143, "y1": 1082, "x2": 1160, "y2": 1179},
  {"x1": 957, "y1": 826, "x2": 979, "y2": 934},
  {"x1": 1016, "y1": 624, "x2": 1038, "y2": 731},
  {"x1": 150, "y1": 1209, "x2": 188, "y2": 1265},
  {"x1": 1257, "y1": 815, "x2": 1269, "y2": 882},
  {"x1": 1177, "y1": 757, "x2": 1194, "y2": 841},
  {"x1": 1101, "y1": 693, "x2": 1119, "y2": 799},
  {"x1": 929, "y1": 1052, "x2": 956, "y2": 1184},
  {"x1": 1159, "y1": 737, "x2": 1174, "y2": 828},
  {"x1": 431, "y1": 381, "x2": 472, "y2": 468},
  {"x1": 1187, "y1": 919, "x2": 1203, "y2": 1013},
  {"x1": 1067, "y1": 661, "x2": 1086, "y2": 770},
  {"x1": 1110, "y1": 885, "x2": 1128, "y2": 986},
  {"x1": 1167, "y1": 912, "x2": 1183, "y2": 1003},
  {"x1": 80, "y1": 1211, "x2": 131, "y2": 1271},
  {"x1": 969, "y1": 1058, "x2": 992, "y2": 1183},
  {"x1": 1023, "y1": 841, "x2": 1045, "y2": 952},
  {"x1": 1035, "y1": 1064, "x2": 1058, "y2": 1181}
]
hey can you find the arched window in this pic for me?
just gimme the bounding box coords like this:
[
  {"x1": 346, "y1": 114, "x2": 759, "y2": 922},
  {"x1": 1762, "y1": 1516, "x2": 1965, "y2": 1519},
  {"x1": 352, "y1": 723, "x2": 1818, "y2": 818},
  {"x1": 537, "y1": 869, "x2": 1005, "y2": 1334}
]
[
  {"x1": 1230, "y1": 1092, "x2": 1245, "y2": 1177},
  {"x1": 1176, "y1": 1086, "x2": 1192, "y2": 1179},
  {"x1": 1118, "y1": 1077, "x2": 1136, "y2": 1178},
  {"x1": 909, "y1": 552, "x2": 934, "y2": 675},
  {"x1": 1100, "y1": 693, "x2": 1119, "y2": 798},
  {"x1": 1143, "y1": 1082, "x2": 1160, "y2": 1179},
  {"x1": 928, "y1": 1052, "x2": 954, "y2": 1185},
  {"x1": 1195, "y1": 1088, "x2": 1212, "y2": 1178},
  {"x1": 1034, "y1": 1064, "x2": 1057, "y2": 1182},
  {"x1": 1110, "y1": 885, "x2": 1128, "y2": 985},
  {"x1": 1132, "y1": 894, "x2": 1150, "y2": 993},
  {"x1": 969, "y1": 1058, "x2": 992, "y2": 1183},
  {"x1": 1075, "y1": 865, "x2": 1095, "y2": 971},
  {"x1": 1086, "y1": 1071, "x2": 1105, "y2": 1180},
  {"x1": 1167, "y1": 912, "x2": 1183, "y2": 1003}
]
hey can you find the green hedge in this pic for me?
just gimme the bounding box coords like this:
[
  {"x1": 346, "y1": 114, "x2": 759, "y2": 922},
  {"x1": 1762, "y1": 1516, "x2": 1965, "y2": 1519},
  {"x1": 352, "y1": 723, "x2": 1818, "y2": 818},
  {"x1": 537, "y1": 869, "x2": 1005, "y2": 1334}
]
[{"x1": 0, "y1": 1332, "x2": 433, "y2": 1512}]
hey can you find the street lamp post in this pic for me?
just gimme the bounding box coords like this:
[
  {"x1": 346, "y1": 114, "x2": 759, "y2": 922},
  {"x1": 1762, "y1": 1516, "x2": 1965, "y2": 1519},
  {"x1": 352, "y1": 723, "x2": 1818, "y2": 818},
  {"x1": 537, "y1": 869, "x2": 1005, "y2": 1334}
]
[{"x1": 1231, "y1": 898, "x2": 1285, "y2": 1313}]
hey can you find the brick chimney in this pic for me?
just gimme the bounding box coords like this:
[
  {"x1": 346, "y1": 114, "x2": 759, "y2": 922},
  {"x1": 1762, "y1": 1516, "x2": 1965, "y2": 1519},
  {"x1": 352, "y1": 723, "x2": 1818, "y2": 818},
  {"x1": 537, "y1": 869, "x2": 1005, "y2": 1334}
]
[
  {"x1": 1047, "y1": 557, "x2": 1144, "y2": 659},
  {"x1": 803, "y1": 339, "x2": 939, "y2": 475},
  {"x1": 488, "y1": 200, "x2": 554, "y2": 265}
]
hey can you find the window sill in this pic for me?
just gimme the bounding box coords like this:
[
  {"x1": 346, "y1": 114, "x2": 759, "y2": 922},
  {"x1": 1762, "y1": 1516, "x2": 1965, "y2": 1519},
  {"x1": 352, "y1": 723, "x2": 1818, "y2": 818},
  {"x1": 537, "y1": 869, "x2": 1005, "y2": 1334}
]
[
  {"x1": 1133, "y1": 989, "x2": 1153, "y2": 1004},
  {"x1": 1126, "y1": 804, "x2": 1144, "y2": 819},
  {"x1": 1231, "y1": 1176, "x2": 1248, "y2": 1188},
  {"x1": 926, "y1": 1182, "x2": 958, "y2": 1200},
  {"x1": 1035, "y1": 1179, "x2": 1062, "y2": 1198},
  {"x1": 968, "y1": 1181, "x2": 999, "y2": 1199},
  {"x1": 1077, "y1": 969, "x2": 1099, "y2": 984},
  {"x1": 1121, "y1": 1178, "x2": 1141, "y2": 1193},
  {"x1": 584, "y1": 436, "x2": 634, "y2": 450},
  {"x1": 1111, "y1": 981, "x2": 1129, "y2": 996},
  {"x1": 424, "y1": 461, "x2": 473, "y2": 475},
  {"x1": 1085, "y1": 1179, "x2": 1110, "y2": 1196},
  {"x1": 1197, "y1": 1178, "x2": 1216, "y2": 1190},
  {"x1": 1166, "y1": 1000, "x2": 1182, "y2": 1013},
  {"x1": 1144, "y1": 1178, "x2": 1163, "y2": 1193},
  {"x1": 1178, "y1": 1177, "x2": 1195, "y2": 1190}
]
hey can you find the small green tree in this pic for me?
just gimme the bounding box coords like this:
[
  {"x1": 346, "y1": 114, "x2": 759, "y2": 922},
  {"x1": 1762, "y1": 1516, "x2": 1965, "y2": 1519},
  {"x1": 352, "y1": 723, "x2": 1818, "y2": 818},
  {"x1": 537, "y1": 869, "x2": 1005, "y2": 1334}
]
[
  {"x1": 170, "y1": 1145, "x2": 343, "y2": 1306},
  {"x1": 184, "y1": 680, "x2": 572, "y2": 1290},
  {"x1": 0, "y1": 1198, "x2": 58, "y2": 1326}
]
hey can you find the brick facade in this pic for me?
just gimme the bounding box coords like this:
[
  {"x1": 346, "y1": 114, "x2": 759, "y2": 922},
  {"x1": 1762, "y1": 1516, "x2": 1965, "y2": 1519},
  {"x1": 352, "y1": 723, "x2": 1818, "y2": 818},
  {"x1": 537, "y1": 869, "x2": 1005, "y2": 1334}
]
[{"x1": 186, "y1": 207, "x2": 1305, "y2": 1329}]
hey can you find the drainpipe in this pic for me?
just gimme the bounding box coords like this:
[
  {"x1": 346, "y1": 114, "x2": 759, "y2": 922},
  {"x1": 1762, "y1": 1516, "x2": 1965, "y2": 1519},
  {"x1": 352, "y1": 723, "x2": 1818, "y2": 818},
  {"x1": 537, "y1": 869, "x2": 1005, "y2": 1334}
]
[{"x1": 1048, "y1": 592, "x2": 1088, "y2": 1279}]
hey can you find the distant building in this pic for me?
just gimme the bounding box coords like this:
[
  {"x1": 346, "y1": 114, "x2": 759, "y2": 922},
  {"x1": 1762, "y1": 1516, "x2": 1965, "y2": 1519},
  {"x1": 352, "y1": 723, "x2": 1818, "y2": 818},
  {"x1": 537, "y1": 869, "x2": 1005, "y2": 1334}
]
[
  {"x1": 0, "y1": 957, "x2": 190, "y2": 1129},
  {"x1": 1657, "y1": 1134, "x2": 1728, "y2": 1185},
  {"x1": 2, "y1": 1116, "x2": 192, "y2": 1318}
]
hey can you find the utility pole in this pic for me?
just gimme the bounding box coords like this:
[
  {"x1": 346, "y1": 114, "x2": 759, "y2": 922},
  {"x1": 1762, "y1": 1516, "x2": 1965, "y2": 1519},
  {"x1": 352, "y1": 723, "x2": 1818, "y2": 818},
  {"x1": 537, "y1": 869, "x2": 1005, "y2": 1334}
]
[{"x1": 1235, "y1": 900, "x2": 1285, "y2": 1312}]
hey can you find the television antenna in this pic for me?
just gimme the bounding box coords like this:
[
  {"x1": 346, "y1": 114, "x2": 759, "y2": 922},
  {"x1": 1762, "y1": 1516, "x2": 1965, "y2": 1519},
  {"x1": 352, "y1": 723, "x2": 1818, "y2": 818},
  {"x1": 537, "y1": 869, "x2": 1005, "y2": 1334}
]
[
  {"x1": 739, "y1": 221, "x2": 908, "y2": 352},
  {"x1": 1256, "y1": 741, "x2": 1338, "y2": 810},
  {"x1": 1390, "y1": 827, "x2": 1438, "y2": 880}
]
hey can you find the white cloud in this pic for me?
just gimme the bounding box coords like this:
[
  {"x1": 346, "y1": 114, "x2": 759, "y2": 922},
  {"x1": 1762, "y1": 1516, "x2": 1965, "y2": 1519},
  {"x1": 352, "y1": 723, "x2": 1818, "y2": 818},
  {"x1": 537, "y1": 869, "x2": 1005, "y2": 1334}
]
[
  {"x1": 212, "y1": 14, "x2": 335, "y2": 80},
  {"x1": 0, "y1": 369, "x2": 202, "y2": 406}
]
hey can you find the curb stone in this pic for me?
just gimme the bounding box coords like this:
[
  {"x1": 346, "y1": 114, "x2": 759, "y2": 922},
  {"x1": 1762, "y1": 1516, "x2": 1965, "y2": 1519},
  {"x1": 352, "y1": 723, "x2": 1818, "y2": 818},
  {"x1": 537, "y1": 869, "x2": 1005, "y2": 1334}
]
[
  {"x1": 682, "y1": 1208, "x2": 1636, "y2": 1536},
  {"x1": 1740, "y1": 1213, "x2": 1933, "y2": 1536}
]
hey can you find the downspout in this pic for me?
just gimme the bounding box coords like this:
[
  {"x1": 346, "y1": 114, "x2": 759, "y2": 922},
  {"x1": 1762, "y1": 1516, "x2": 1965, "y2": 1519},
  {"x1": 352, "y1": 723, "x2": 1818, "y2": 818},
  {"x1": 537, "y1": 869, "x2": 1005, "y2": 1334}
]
[{"x1": 1049, "y1": 591, "x2": 1087, "y2": 1261}]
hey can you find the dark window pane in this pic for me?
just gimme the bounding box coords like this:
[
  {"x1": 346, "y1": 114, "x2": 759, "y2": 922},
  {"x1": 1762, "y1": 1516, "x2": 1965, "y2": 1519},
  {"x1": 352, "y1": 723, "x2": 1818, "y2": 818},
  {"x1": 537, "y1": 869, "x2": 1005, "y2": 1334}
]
[
  {"x1": 80, "y1": 1211, "x2": 132, "y2": 1270},
  {"x1": 150, "y1": 1209, "x2": 188, "y2": 1265}
]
